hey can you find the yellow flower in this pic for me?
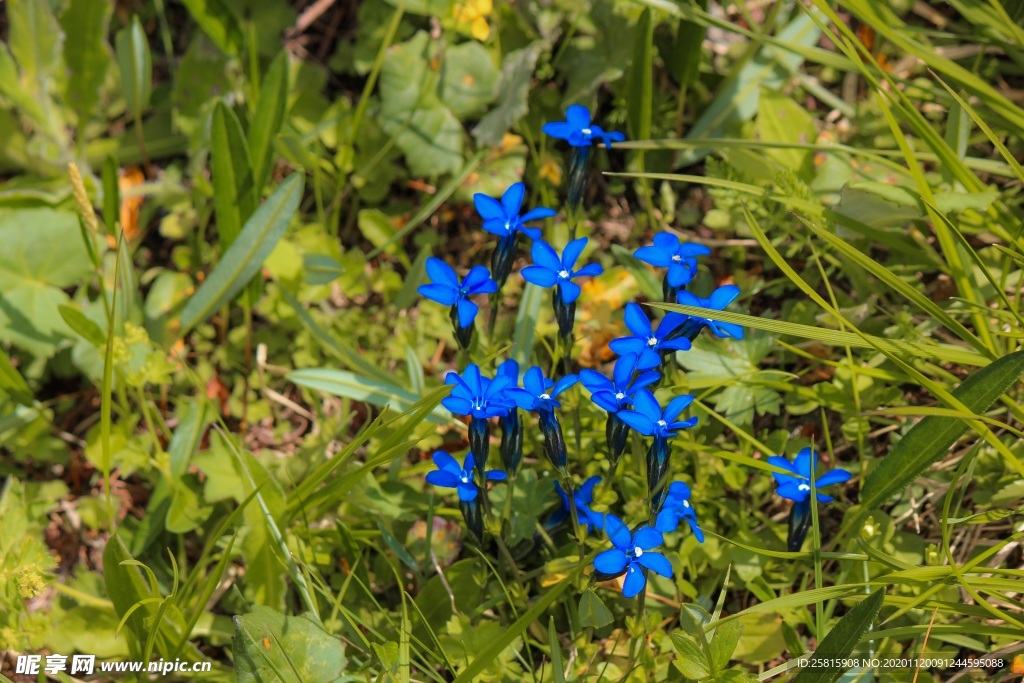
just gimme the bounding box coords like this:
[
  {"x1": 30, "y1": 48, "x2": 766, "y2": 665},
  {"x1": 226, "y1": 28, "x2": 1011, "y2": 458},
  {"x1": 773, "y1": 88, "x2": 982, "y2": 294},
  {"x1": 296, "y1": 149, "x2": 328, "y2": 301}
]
[
  {"x1": 452, "y1": 0, "x2": 492, "y2": 41},
  {"x1": 17, "y1": 564, "x2": 46, "y2": 599}
]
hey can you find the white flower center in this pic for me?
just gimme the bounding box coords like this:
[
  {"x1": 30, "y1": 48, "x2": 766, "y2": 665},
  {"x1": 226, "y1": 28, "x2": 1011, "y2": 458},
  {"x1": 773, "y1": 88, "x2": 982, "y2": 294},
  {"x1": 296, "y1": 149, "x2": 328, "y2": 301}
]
[
  {"x1": 672, "y1": 254, "x2": 682, "y2": 262},
  {"x1": 461, "y1": 474, "x2": 472, "y2": 484},
  {"x1": 657, "y1": 419, "x2": 667, "y2": 428},
  {"x1": 581, "y1": 127, "x2": 592, "y2": 135},
  {"x1": 615, "y1": 392, "x2": 625, "y2": 400},
  {"x1": 798, "y1": 484, "x2": 811, "y2": 492},
  {"x1": 504, "y1": 220, "x2": 511, "y2": 232},
  {"x1": 683, "y1": 500, "x2": 690, "y2": 508},
  {"x1": 647, "y1": 337, "x2": 658, "y2": 347},
  {"x1": 634, "y1": 547, "x2": 643, "y2": 557},
  {"x1": 558, "y1": 270, "x2": 570, "y2": 279},
  {"x1": 539, "y1": 393, "x2": 551, "y2": 400},
  {"x1": 473, "y1": 401, "x2": 485, "y2": 410}
]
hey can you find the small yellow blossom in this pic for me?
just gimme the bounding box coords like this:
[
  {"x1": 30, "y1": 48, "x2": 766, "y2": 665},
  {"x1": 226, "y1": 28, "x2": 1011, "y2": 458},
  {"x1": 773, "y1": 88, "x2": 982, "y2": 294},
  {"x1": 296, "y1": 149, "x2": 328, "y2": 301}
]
[{"x1": 452, "y1": 0, "x2": 492, "y2": 41}]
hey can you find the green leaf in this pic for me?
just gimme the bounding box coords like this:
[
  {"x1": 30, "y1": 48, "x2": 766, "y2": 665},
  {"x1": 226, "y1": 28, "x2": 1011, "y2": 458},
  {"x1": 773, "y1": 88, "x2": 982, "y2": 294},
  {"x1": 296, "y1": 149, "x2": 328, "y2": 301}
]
[
  {"x1": 473, "y1": 44, "x2": 540, "y2": 147},
  {"x1": 0, "y1": 346, "x2": 33, "y2": 406},
  {"x1": 791, "y1": 589, "x2": 885, "y2": 683},
  {"x1": 860, "y1": 350, "x2": 1024, "y2": 510},
  {"x1": 58, "y1": 304, "x2": 106, "y2": 346},
  {"x1": 60, "y1": 0, "x2": 113, "y2": 128},
  {"x1": 709, "y1": 618, "x2": 744, "y2": 672},
  {"x1": 627, "y1": 8, "x2": 654, "y2": 142},
  {"x1": 178, "y1": 173, "x2": 304, "y2": 333},
  {"x1": 302, "y1": 254, "x2": 345, "y2": 286},
  {"x1": 167, "y1": 401, "x2": 209, "y2": 481},
  {"x1": 179, "y1": 0, "x2": 244, "y2": 55},
  {"x1": 512, "y1": 282, "x2": 543, "y2": 366},
  {"x1": 756, "y1": 89, "x2": 817, "y2": 175},
  {"x1": 234, "y1": 605, "x2": 346, "y2": 683},
  {"x1": 670, "y1": 632, "x2": 712, "y2": 679},
  {"x1": 288, "y1": 367, "x2": 453, "y2": 424},
  {"x1": 439, "y1": 41, "x2": 499, "y2": 118},
  {"x1": 7, "y1": 0, "x2": 63, "y2": 87},
  {"x1": 578, "y1": 589, "x2": 614, "y2": 629},
  {"x1": 115, "y1": 16, "x2": 152, "y2": 117},
  {"x1": 451, "y1": 579, "x2": 571, "y2": 683},
  {"x1": 667, "y1": 0, "x2": 707, "y2": 89},
  {"x1": 248, "y1": 51, "x2": 289, "y2": 194},
  {"x1": 211, "y1": 101, "x2": 257, "y2": 251},
  {"x1": 101, "y1": 157, "x2": 120, "y2": 233}
]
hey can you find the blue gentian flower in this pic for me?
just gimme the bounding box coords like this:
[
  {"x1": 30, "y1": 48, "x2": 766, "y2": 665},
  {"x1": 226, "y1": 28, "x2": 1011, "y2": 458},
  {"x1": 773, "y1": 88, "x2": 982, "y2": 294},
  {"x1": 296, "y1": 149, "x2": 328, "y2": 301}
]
[
  {"x1": 592, "y1": 514, "x2": 672, "y2": 599},
  {"x1": 768, "y1": 448, "x2": 851, "y2": 552},
  {"x1": 617, "y1": 389, "x2": 698, "y2": 510},
  {"x1": 521, "y1": 238, "x2": 602, "y2": 337},
  {"x1": 654, "y1": 481, "x2": 705, "y2": 542},
  {"x1": 580, "y1": 353, "x2": 660, "y2": 464},
  {"x1": 634, "y1": 232, "x2": 711, "y2": 302},
  {"x1": 768, "y1": 448, "x2": 851, "y2": 504},
  {"x1": 475, "y1": 183, "x2": 556, "y2": 288},
  {"x1": 542, "y1": 104, "x2": 625, "y2": 150},
  {"x1": 550, "y1": 475, "x2": 601, "y2": 529},
  {"x1": 443, "y1": 364, "x2": 516, "y2": 475},
  {"x1": 496, "y1": 359, "x2": 524, "y2": 475},
  {"x1": 418, "y1": 258, "x2": 498, "y2": 349},
  {"x1": 425, "y1": 451, "x2": 506, "y2": 502},
  {"x1": 509, "y1": 366, "x2": 578, "y2": 472},
  {"x1": 670, "y1": 285, "x2": 744, "y2": 341},
  {"x1": 609, "y1": 303, "x2": 692, "y2": 370}
]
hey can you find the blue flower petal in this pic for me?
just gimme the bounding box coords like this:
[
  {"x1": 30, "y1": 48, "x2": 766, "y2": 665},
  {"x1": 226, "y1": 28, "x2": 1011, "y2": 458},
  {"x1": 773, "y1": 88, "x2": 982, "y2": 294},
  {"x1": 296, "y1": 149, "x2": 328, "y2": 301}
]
[
  {"x1": 566, "y1": 104, "x2": 591, "y2": 128},
  {"x1": 432, "y1": 451, "x2": 461, "y2": 473},
  {"x1": 551, "y1": 374, "x2": 579, "y2": 397},
  {"x1": 541, "y1": 121, "x2": 574, "y2": 140},
  {"x1": 426, "y1": 470, "x2": 460, "y2": 488},
  {"x1": 593, "y1": 548, "x2": 628, "y2": 575},
  {"x1": 630, "y1": 389, "x2": 662, "y2": 422},
  {"x1": 634, "y1": 245, "x2": 672, "y2": 267},
  {"x1": 474, "y1": 193, "x2": 505, "y2": 221},
  {"x1": 573, "y1": 262, "x2": 603, "y2": 278},
  {"x1": 664, "y1": 395, "x2": 695, "y2": 423},
  {"x1": 622, "y1": 564, "x2": 646, "y2": 598},
  {"x1": 521, "y1": 265, "x2": 559, "y2": 287},
  {"x1": 531, "y1": 239, "x2": 563, "y2": 272},
  {"x1": 623, "y1": 303, "x2": 653, "y2": 337},
  {"x1": 561, "y1": 237, "x2": 588, "y2": 271},
  {"x1": 636, "y1": 550, "x2": 672, "y2": 577},
  {"x1": 580, "y1": 369, "x2": 611, "y2": 392},
  {"x1": 487, "y1": 470, "x2": 508, "y2": 481},
  {"x1": 631, "y1": 526, "x2": 664, "y2": 551},
  {"x1": 520, "y1": 207, "x2": 556, "y2": 223},
  {"x1": 456, "y1": 298, "x2": 478, "y2": 328},
  {"x1": 654, "y1": 508, "x2": 679, "y2": 533},
  {"x1": 616, "y1": 409, "x2": 656, "y2": 435},
  {"x1": 590, "y1": 391, "x2": 621, "y2": 413},
  {"x1": 816, "y1": 469, "x2": 852, "y2": 487},
  {"x1": 502, "y1": 182, "x2": 526, "y2": 217},
  {"x1": 457, "y1": 482, "x2": 478, "y2": 501},
  {"x1": 418, "y1": 283, "x2": 459, "y2": 306},
  {"x1": 599, "y1": 513, "x2": 632, "y2": 550},
  {"x1": 441, "y1": 396, "x2": 473, "y2": 415},
  {"x1": 425, "y1": 257, "x2": 459, "y2": 287},
  {"x1": 559, "y1": 280, "x2": 581, "y2": 304},
  {"x1": 608, "y1": 337, "x2": 647, "y2": 355}
]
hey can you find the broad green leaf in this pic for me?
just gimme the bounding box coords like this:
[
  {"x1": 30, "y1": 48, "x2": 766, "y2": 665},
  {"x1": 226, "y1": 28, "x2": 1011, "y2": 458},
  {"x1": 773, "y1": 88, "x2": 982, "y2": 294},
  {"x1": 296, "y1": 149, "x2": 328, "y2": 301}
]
[
  {"x1": 860, "y1": 350, "x2": 1024, "y2": 510},
  {"x1": 578, "y1": 589, "x2": 614, "y2": 629},
  {"x1": 116, "y1": 16, "x2": 152, "y2": 118},
  {"x1": 667, "y1": 0, "x2": 708, "y2": 90},
  {"x1": 0, "y1": 346, "x2": 33, "y2": 406},
  {"x1": 211, "y1": 102, "x2": 257, "y2": 251},
  {"x1": 439, "y1": 41, "x2": 499, "y2": 118},
  {"x1": 627, "y1": 8, "x2": 654, "y2": 142},
  {"x1": 451, "y1": 579, "x2": 571, "y2": 683},
  {"x1": 670, "y1": 632, "x2": 712, "y2": 679},
  {"x1": 8, "y1": 0, "x2": 63, "y2": 87},
  {"x1": 248, "y1": 51, "x2": 289, "y2": 194},
  {"x1": 60, "y1": 0, "x2": 113, "y2": 128},
  {"x1": 512, "y1": 282, "x2": 543, "y2": 366},
  {"x1": 709, "y1": 615, "x2": 744, "y2": 672},
  {"x1": 58, "y1": 304, "x2": 106, "y2": 346},
  {"x1": 167, "y1": 401, "x2": 209, "y2": 481},
  {"x1": 791, "y1": 589, "x2": 885, "y2": 683},
  {"x1": 234, "y1": 605, "x2": 346, "y2": 683},
  {"x1": 302, "y1": 254, "x2": 345, "y2": 286},
  {"x1": 473, "y1": 44, "x2": 540, "y2": 147},
  {"x1": 179, "y1": 0, "x2": 244, "y2": 55},
  {"x1": 288, "y1": 367, "x2": 453, "y2": 424},
  {"x1": 178, "y1": 173, "x2": 304, "y2": 333},
  {"x1": 756, "y1": 89, "x2": 817, "y2": 176}
]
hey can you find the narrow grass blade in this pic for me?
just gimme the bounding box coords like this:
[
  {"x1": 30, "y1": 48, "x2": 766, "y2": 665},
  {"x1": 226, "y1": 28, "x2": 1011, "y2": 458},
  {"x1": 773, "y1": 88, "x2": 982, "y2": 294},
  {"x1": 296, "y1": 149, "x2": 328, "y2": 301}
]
[
  {"x1": 179, "y1": 173, "x2": 303, "y2": 334},
  {"x1": 211, "y1": 101, "x2": 256, "y2": 250},
  {"x1": 860, "y1": 350, "x2": 1024, "y2": 510},
  {"x1": 288, "y1": 368, "x2": 454, "y2": 425},
  {"x1": 791, "y1": 588, "x2": 885, "y2": 683},
  {"x1": 248, "y1": 51, "x2": 289, "y2": 194}
]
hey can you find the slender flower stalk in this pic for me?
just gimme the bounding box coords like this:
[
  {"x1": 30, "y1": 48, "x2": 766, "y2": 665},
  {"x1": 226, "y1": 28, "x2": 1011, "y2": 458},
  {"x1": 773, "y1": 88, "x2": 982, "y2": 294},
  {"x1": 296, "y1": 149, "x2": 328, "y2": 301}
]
[
  {"x1": 508, "y1": 366, "x2": 578, "y2": 474},
  {"x1": 496, "y1": 359, "x2": 524, "y2": 476},
  {"x1": 769, "y1": 448, "x2": 851, "y2": 551},
  {"x1": 617, "y1": 390, "x2": 698, "y2": 513}
]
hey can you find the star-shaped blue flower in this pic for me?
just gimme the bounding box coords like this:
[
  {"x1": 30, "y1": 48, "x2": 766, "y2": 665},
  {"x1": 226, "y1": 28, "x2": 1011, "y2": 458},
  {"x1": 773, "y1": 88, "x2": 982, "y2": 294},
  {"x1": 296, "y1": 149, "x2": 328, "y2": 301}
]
[
  {"x1": 654, "y1": 481, "x2": 705, "y2": 542},
  {"x1": 508, "y1": 366, "x2": 578, "y2": 413},
  {"x1": 768, "y1": 448, "x2": 851, "y2": 503},
  {"x1": 418, "y1": 258, "x2": 498, "y2": 328},
  {"x1": 442, "y1": 364, "x2": 516, "y2": 419},
  {"x1": 609, "y1": 303, "x2": 692, "y2": 369},
  {"x1": 617, "y1": 389, "x2": 698, "y2": 440},
  {"x1": 542, "y1": 104, "x2": 625, "y2": 150},
  {"x1": 551, "y1": 475, "x2": 601, "y2": 528},
  {"x1": 521, "y1": 237, "x2": 603, "y2": 304},
  {"x1": 580, "y1": 352, "x2": 660, "y2": 414},
  {"x1": 592, "y1": 514, "x2": 672, "y2": 598},
  {"x1": 675, "y1": 285, "x2": 744, "y2": 339},
  {"x1": 474, "y1": 182, "x2": 556, "y2": 240},
  {"x1": 634, "y1": 232, "x2": 711, "y2": 289},
  {"x1": 426, "y1": 451, "x2": 506, "y2": 502}
]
